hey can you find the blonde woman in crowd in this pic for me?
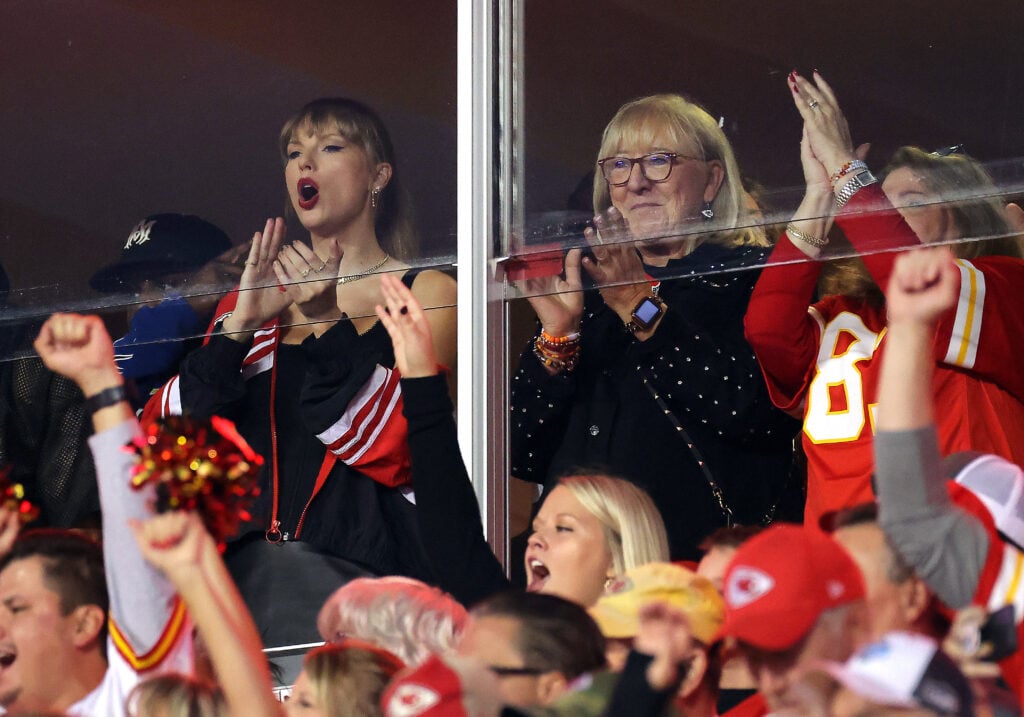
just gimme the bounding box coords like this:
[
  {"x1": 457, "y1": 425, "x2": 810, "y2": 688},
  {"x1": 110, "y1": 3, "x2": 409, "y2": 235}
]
[{"x1": 376, "y1": 272, "x2": 669, "y2": 608}]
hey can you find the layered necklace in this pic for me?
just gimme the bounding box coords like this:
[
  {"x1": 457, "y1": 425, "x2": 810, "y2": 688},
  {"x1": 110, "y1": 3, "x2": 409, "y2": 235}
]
[{"x1": 336, "y1": 253, "x2": 390, "y2": 285}]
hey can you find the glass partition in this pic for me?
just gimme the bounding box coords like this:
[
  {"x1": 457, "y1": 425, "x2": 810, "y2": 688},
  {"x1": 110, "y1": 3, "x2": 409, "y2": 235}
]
[
  {"x1": 1, "y1": 2, "x2": 458, "y2": 364},
  {"x1": 502, "y1": 1, "x2": 1024, "y2": 569},
  {"x1": 0, "y1": 1, "x2": 459, "y2": 689},
  {"x1": 3, "y1": 0, "x2": 1024, "y2": 610}
]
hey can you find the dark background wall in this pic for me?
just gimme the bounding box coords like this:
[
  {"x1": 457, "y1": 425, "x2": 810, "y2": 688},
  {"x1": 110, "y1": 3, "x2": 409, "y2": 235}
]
[{"x1": 2, "y1": 0, "x2": 1021, "y2": 313}]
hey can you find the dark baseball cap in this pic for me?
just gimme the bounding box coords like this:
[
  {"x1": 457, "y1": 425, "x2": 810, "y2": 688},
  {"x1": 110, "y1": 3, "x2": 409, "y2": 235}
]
[{"x1": 90, "y1": 213, "x2": 232, "y2": 293}]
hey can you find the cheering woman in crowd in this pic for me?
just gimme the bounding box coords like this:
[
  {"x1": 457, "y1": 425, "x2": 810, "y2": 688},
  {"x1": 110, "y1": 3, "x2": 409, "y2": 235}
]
[
  {"x1": 744, "y1": 71, "x2": 1024, "y2": 526},
  {"x1": 377, "y1": 273, "x2": 669, "y2": 608},
  {"x1": 146, "y1": 98, "x2": 457, "y2": 646},
  {"x1": 510, "y1": 94, "x2": 799, "y2": 559}
]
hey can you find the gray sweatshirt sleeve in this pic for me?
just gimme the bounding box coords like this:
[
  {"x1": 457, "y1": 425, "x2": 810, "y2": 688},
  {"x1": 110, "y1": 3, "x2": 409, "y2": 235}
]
[
  {"x1": 874, "y1": 426, "x2": 990, "y2": 608},
  {"x1": 88, "y1": 419, "x2": 188, "y2": 656}
]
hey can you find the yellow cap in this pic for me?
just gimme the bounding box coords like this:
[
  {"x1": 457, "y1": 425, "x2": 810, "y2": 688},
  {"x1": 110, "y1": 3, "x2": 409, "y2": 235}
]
[{"x1": 589, "y1": 562, "x2": 724, "y2": 645}]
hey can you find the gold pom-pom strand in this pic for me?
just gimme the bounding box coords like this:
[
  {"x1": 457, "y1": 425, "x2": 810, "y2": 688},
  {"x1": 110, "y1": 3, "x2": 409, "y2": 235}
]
[{"x1": 129, "y1": 415, "x2": 264, "y2": 545}]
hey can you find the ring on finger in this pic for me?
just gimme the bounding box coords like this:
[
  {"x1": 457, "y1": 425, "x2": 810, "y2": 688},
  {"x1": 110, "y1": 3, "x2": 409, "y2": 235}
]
[
  {"x1": 300, "y1": 268, "x2": 310, "y2": 278},
  {"x1": 399, "y1": 306, "x2": 409, "y2": 315},
  {"x1": 808, "y1": 100, "x2": 821, "y2": 109},
  {"x1": 314, "y1": 262, "x2": 327, "y2": 273}
]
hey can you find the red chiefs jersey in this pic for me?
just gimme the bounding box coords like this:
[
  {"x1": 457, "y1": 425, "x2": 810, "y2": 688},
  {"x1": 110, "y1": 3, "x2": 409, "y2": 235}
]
[{"x1": 793, "y1": 256, "x2": 1024, "y2": 524}]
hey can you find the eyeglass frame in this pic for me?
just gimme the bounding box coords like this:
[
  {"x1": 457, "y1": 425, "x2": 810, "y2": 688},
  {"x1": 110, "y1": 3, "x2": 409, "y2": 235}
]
[
  {"x1": 598, "y1": 151, "x2": 708, "y2": 186},
  {"x1": 487, "y1": 664, "x2": 548, "y2": 677},
  {"x1": 596, "y1": 152, "x2": 705, "y2": 186}
]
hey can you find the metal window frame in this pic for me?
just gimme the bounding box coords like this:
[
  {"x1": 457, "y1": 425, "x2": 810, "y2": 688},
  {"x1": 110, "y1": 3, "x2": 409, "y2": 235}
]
[{"x1": 456, "y1": 0, "x2": 522, "y2": 569}]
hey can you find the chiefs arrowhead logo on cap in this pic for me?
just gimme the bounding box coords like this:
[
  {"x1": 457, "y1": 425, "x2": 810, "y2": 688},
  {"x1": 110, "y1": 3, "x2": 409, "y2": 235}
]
[
  {"x1": 386, "y1": 684, "x2": 440, "y2": 716},
  {"x1": 725, "y1": 566, "x2": 775, "y2": 608}
]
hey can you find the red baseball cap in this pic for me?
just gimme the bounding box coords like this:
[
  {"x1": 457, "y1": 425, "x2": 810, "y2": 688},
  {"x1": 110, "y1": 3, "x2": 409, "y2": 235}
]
[
  {"x1": 719, "y1": 524, "x2": 866, "y2": 650},
  {"x1": 381, "y1": 654, "x2": 502, "y2": 717}
]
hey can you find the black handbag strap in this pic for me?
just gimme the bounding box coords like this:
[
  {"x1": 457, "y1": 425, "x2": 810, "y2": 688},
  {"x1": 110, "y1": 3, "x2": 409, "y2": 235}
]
[{"x1": 638, "y1": 365, "x2": 734, "y2": 527}]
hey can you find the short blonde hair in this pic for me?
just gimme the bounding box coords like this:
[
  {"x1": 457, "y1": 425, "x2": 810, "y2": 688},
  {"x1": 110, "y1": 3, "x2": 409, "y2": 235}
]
[
  {"x1": 316, "y1": 576, "x2": 466, "y2": 666},
  {"x1": 593, "y1": 94, "x2": 767, "y2": 248},
  {"x1": 558, "y1": 474, "x2": 670, "y2": 577}
]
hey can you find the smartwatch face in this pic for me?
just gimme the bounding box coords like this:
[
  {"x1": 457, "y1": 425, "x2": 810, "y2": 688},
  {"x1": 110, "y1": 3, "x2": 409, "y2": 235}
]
[{"x1": 633, "y1": 298, "x2": 662, "y2": 327}]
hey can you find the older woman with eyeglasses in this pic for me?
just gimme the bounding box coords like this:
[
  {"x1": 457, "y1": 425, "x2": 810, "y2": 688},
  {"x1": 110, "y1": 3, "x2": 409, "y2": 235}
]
[
  {"x1": 744, "y1": 71, "x2": 1024, "y2": 527},
  {"x1": 510, "y1": 94, "x2": 800, "y2": 561}
]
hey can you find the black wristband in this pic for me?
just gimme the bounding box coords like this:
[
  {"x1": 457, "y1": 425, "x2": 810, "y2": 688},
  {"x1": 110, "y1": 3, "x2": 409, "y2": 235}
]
[{"x1": 83, "y1": 385, "x2": 127, "y2": 415}]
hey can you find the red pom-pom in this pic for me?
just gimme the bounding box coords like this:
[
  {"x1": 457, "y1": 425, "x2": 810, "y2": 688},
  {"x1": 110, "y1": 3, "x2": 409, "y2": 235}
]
[
  {"x1": 0, "y1": 466, "x2": 40, "y2": 525},
  {"x1": 129, "y1": 415, "x2": 263, "y2": 544}
]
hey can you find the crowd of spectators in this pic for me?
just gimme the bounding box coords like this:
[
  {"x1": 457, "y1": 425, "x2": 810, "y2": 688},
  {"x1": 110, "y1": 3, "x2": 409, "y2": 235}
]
[{"x1": 1, "y1": 68, "x2": 1023, "y2": 717}]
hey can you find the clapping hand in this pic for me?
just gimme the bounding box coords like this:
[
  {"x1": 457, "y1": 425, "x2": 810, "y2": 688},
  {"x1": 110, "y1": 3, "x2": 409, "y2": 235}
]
[
  {"x1": 519, "y1": 247, "x2": 585, "y2": 338},
  {"x1": 788, "y1": 71, "x2": 858, "y2": 179},
  {"x1": 584, "y1": 207, "x2": 654, "y2": 322},
  {"x1": 274, "y1": 238, "x2": 343, "y2": 325},
  {"x1": 376, "y1": 273, "x2": 439, "y2": 378},
  {"x1": 221, "y1": 218, "x2": 291, "y2": 338}
]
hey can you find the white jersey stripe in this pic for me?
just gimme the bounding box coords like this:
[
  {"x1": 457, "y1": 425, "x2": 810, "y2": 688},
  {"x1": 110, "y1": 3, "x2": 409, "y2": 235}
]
[
  {"x1": 943, "y1": 260, "x2": 985, "y2": 369},
  {"x1": 241, "y1": 351, "x2": 274, "y2": 380},
  {"x1": 315, "y1": 365, "x2": 394, "y2": 450},
  {"x1": 338, "y1": 378, "x2": 401, "y2": 464},
  {"x1": 164, "y1": 376, "x2": 182, "y2": 416}
]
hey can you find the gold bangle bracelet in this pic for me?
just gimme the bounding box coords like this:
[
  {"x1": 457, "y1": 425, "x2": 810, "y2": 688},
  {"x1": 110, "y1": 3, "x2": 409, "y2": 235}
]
[{"x1": 786, "y1": 223, "x2": 829, "y2": 248}]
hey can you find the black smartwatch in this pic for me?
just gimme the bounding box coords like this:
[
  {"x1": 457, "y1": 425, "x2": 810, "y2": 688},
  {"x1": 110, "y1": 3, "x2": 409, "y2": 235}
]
[
  {"x1": 83, "y1": 385, "x2": 128, "y2": 415},
  {"x1": 624, "y1": 295, "x2": 665, "y2": 333}
]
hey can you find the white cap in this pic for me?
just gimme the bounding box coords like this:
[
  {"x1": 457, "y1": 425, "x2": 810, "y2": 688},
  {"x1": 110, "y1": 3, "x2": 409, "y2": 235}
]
[
  {"x1": 818, "y1": 631, "x2": 973, "y2": 716},
  {"x1": 952, "y1": 453, "x2": 1024, "y2": 549}
]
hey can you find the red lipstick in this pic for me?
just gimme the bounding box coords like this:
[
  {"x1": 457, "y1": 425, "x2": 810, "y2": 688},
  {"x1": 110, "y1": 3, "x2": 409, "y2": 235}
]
[{"x1": 297, "y1": 178, "x2": 320, "y2": 210}]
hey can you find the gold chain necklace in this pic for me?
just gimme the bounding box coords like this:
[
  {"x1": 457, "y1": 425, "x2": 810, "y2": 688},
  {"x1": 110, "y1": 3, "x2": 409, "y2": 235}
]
[{"x1": 336, "y1": 253, "x2": 390, "y2": 285}]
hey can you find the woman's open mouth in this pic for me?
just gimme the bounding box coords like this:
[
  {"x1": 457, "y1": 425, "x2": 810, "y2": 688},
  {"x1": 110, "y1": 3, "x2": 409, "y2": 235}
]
[
  {"x1": 526, "y1": 558, "x2": 550, "y2": 592},
  {"x1": 297, "y1": 178, "x2": 320, "y2": 210}
]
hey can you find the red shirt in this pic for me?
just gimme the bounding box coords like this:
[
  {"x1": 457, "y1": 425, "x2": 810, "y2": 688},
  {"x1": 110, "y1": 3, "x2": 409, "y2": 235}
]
[{"x1": 746, "y1": 186, "x2": 1024, "y2": 525}]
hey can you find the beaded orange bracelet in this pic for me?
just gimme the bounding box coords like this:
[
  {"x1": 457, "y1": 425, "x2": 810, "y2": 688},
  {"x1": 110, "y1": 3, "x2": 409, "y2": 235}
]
[
  {"x1": 535, "y1": 337, "x2": 580, "y2": 360},
  {"x1": 539, "y1": 329, "x2": 581, "y2": 345},
  {"x1": 533, "y1": 342, "x2": 579, "y2": 372}
]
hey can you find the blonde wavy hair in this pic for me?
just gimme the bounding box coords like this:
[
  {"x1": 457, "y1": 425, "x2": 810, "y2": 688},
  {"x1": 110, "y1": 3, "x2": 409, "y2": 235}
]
[
  {"x1": 559, "y1": 474, "x2": 670, "y2": 577},
  {"x1": 593, "y1": 94, "x2": 767, "y2": 248}
]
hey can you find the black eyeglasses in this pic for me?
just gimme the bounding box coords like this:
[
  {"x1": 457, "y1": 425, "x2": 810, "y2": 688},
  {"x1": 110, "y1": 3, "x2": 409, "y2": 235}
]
[
  {"x1": 931, "y1": 144, "x2": 965, "y2": 157},
  {"x1": 597, "y1": 152, "x2": 702, "y2": 186},
  {"x1": 487, "y1": 665, "x2": 547, "y2": 677}
]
